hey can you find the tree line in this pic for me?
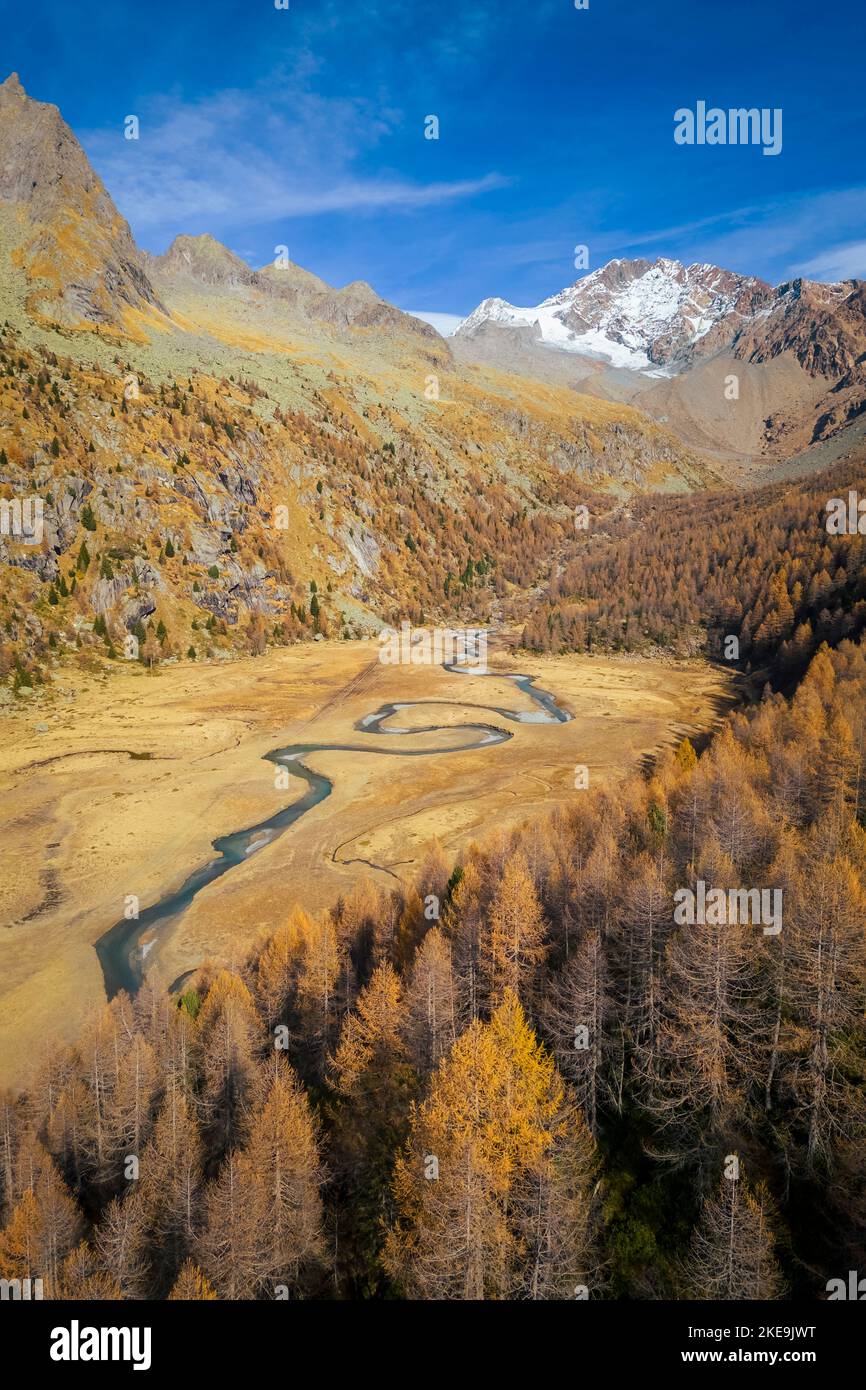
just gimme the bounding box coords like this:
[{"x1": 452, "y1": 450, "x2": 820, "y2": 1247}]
[{"x1": 521, "y1": 458, "x2": 866, "y2": 689}]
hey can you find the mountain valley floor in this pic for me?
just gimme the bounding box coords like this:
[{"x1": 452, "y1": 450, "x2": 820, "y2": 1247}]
[{"x1": 0, "y1": 641, "x2": 733, "y2": 1090}]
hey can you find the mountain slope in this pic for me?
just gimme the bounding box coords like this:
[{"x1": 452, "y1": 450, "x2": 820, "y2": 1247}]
[
  {"x1": 0, "y1": 76, "x2": 710, "y2": 688},
  {"x1": 0, "y1": 72, "x2": 164, "y2": 333},
  {"x1": 0, "y1": 75, "x2": 442, "y2": 351},
  {"x1": 150, "y1": 234, "x2": 440, "y2": 344},
  {"x1": 457, "y1": 257, "x2": 866, "y2": 463}
]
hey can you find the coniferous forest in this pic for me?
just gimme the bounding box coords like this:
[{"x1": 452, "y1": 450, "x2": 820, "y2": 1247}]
[{"x1": 2, "y1": 618, "x2": 865, "y2": 1300}]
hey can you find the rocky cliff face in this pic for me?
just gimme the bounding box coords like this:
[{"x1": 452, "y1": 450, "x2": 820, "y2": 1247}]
[
  {"x1": 733, "y1": 277, "x2": 866, "y2": 379},
  {"x1": 0, "y1": 73, "x2": 164, "y2": 330}
]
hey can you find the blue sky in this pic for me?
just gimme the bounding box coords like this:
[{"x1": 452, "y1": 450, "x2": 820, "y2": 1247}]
[{"x1": 4, "y1": 0, "x2": 866, "y2": 326}]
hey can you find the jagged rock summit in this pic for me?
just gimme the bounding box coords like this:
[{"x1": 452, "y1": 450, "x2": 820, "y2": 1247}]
[
  {"x1": 148, "y1": 231, "x2": 440, "y2": 342},
  {"x1": 0, "y1": 74, "x2": 439, "y2": 347},
  {"x1": 0, "y1": 71, "x2": 163, "y2": 330},
  {"x1": 458, "y1": 255, "x2": 866, "y2": 384},
  {"x1": 456, "y1": 258, "x2": 773, "y2": 371},
  {"x1": 151, "y1": 233, "x2": 258, "y2": 289}
]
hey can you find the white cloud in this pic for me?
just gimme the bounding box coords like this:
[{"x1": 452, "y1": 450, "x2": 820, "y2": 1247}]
[
  {"x1": 799, "y1": 239, "x2": 866, "y2": 282},
  {"x1": 684, "y1": 188, "x2": 866, "y2": 284},
  {"x1": 80, "y1": 81, "x2": 507, "y2": 239},
  {"x1": 405, "y1": 311, "x2": 465, "y2": 336},
  {"x1": 564, "y1": 189, "x2": 866, "y2": 286}
]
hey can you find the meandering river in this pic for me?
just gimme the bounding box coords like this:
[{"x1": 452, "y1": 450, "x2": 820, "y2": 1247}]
[{"x1": 94, "y1": 662, "x2": 571, "y2": 999}]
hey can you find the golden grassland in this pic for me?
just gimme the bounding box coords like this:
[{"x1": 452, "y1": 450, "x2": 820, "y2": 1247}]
[{"x1": 0, "y1": 640, "x2": 733, "y2": 1090}]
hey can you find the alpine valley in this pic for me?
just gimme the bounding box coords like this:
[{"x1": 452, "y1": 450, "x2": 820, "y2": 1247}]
[{"x1": 1, "y1": 60, "x2": 866, "y2": 1309}]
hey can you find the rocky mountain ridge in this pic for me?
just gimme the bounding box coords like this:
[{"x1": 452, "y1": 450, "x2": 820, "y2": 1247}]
[
  {"x1": 0, "y1": 74, "x2": 436, "y2": 347},
  {"x1": 457, "y1": 257, "x2": 866, "y2": 459}
]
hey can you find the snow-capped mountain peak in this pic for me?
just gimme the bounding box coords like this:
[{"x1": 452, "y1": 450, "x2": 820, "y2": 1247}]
[{"x1": 455, "y1": 257, "x2": 773, "y2": 373}]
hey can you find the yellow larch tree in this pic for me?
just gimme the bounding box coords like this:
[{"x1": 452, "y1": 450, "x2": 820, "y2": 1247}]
[{"x1": 386, "y1": 990, "x2": 596, "y2": 1299}]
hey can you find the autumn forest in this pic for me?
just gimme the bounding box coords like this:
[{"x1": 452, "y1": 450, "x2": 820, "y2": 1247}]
[
  {"x1": 2, "y1": 616, "x2": 865, "y2": 1300},
  {"x1": 3, "y1": 22, "x2": 866, "y2": 1325}
]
